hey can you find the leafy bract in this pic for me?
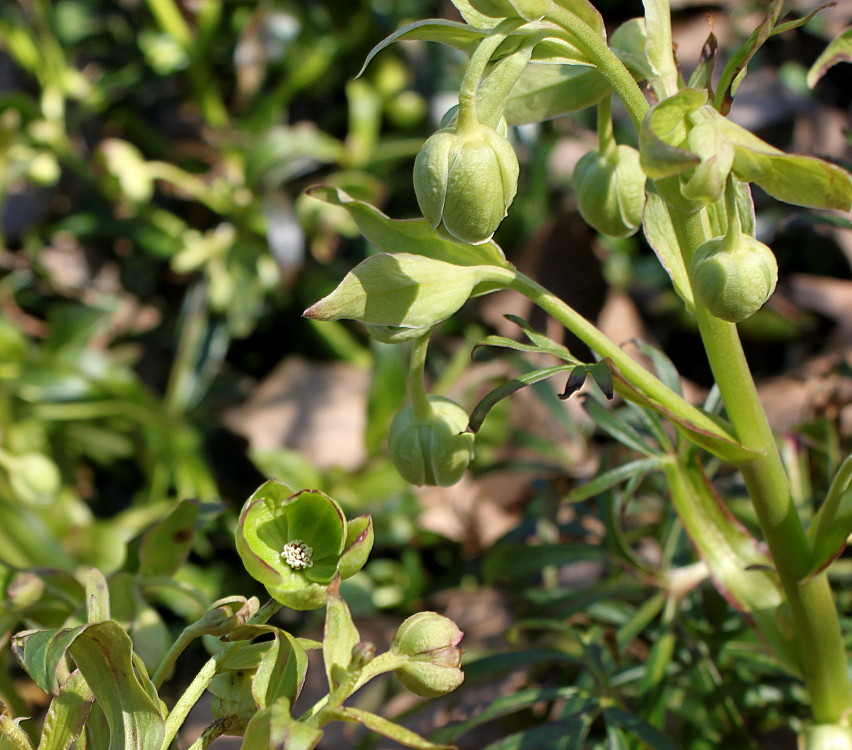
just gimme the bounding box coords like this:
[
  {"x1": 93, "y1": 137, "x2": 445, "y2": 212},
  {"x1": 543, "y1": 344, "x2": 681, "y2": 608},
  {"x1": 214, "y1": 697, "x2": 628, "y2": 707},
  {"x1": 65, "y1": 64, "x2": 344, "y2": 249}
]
[
  {"x1": 323, "y1": 581, "x2": 360, "y2": 691},
  {"x1": 504, "y1": 64, "x2": 609, "y2": 124},
  {"x1": 641, "y1": 90, "x2": 852, "y2": 212},
  {"x1": 641, "y1": 188, "x2": 694, "y2": 309},
  {"x1": 303, "y1": 253, "x2": 511, "y2": 329},
  {"x1": 307, "y1": 187, "x2": 509, "y2": 268},
  {"x1": 663, "y1": 456, "x2": 800, "y2": 674}
]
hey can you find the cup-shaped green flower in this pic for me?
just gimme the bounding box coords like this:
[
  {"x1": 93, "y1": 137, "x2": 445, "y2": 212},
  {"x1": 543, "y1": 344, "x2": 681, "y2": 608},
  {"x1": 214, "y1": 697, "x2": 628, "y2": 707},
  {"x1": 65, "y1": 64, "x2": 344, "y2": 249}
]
[
  {"x1": 414, "y1": 122, "x2": 519, "y2": 245},
  {"x1": 573, "y1": 144, "x2": 646, "y2": 238},
  {"x1": 388, "y1": 396, "x2": 475, "y2": 487},
  {"x1": 236, "y1": 481, "x2": 373, "y2": 610},
  {"x1": 390, "y1": 612, "x2": 464, "y2": 698},
  {"x1": 690, "y1": 233, "x2": 778, "y2": 323}
]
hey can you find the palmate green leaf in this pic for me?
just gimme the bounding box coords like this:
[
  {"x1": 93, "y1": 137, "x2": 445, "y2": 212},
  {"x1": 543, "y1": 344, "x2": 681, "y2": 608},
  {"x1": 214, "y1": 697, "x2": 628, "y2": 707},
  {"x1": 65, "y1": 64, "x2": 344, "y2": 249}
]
[
  {"x1": 304, "y1": 253, "x2": 510, "y2": 329},
  {"x1": 602, "y1": 707, "x2": 680, "y2": 750},
  {"x1": 564, "y1": 457, "x2": 662, "y2": 503},
  {"x1": 483, "y1": 712, "x2": 596, "y2": 750},
  {"x1": 431, "y1": 686, "x2": 584, "y2": 743},
  {"x1": 37, "y1": 670, "x2": 93, "y2": 750},
  {"x1": 807, "y1": 27, "x2": 852, "y2": 88},
  {"x1": 323, "y1": 580, "x2": 360, "y2": 691},
  {"x1": 503, "y1": 64, "x2": 609, "y2": 124},
  {"x1": 332, "y1": 708, "x2": 454, "y2": 750},
  {"x1": 467, "y1": 364, "x2": 576, "y2": 433},
  {"x1": 581, "y1": 394, "x2": 660, "y2": 457},
  {"x1": 306, "y1": 187, "x2": 509, "y2": 268},
  {"x1": 358, "y1": 19, "x2": 490, "y2": 75},
  {"x1": 223, "y1": 623, "x2": 311, "y2": 709},
  {"x1": 14, "y1": 622, "x2": 165, "y2": 749},
  {"x1": 805, "y1": 455, "x2": 852, "y2": 578}
]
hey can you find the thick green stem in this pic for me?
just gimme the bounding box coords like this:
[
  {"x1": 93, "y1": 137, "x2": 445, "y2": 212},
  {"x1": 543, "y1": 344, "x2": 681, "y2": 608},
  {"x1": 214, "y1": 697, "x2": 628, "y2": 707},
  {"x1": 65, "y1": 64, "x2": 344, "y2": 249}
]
[
  {"x1": 671, "y1": 207, "x2": 852, "y2": 724},
  {"x1": 544, "y1": 6, "x2": 648, "y2": 130}
]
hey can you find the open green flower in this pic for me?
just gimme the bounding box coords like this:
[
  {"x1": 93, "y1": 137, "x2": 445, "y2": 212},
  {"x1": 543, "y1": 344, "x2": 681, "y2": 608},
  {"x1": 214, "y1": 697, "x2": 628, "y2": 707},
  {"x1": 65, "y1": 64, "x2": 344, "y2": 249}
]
[{"x1": 236, "y1": 481, "x2": 373, "y2": 610}]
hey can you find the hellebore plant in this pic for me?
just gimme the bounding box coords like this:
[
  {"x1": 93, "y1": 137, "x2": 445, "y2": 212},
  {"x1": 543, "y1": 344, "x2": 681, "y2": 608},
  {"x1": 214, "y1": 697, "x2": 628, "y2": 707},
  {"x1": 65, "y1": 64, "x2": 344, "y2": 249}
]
[
  {"x1": 305, "y1": 0, "x2": 852, "y2": 746},
  {"x1": 2, "y1": 490, "x2": 464, "y2": 750}
]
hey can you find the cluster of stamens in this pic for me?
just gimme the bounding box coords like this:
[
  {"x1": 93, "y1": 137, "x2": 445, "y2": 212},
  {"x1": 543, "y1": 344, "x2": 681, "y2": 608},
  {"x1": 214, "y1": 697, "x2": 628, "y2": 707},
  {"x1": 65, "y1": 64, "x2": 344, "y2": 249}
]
[{"x1": 281, "y1": 540, "x2": 314, "y2": 570}]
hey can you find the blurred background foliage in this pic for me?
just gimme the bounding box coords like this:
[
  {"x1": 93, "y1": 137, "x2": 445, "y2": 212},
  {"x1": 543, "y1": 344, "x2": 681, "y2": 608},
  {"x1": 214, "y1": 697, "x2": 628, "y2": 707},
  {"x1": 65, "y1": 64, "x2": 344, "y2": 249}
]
[{"x1": 0, "y1": 0, "x2": 850, "y2": 747}]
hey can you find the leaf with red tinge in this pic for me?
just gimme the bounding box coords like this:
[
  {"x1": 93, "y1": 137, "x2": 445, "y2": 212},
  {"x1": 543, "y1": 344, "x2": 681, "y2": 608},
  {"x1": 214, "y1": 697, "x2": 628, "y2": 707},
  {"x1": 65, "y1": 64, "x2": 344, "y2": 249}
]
[{"x1": 807, "y1": 27, "x2": 852, "y2": 88}]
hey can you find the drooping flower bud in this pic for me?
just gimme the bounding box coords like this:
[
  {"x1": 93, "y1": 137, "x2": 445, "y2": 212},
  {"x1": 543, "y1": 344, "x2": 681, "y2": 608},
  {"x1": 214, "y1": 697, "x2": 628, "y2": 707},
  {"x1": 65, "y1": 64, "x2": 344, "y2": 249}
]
[
  {"x1": 690, "y1": 233, "x2": 778, "y2": 323},
  {"x1": 390, "y1": 612, "x2": 464, "y2": 698},
  {"x1": 414, "y1": 123, "x2": 518, "y2": 245},
  {"x1": 388, "y1": 396, "x2": 475, "y2": 487},
  {"x1": 573, "y1": 144, "x2": 646, "y2": 238}
]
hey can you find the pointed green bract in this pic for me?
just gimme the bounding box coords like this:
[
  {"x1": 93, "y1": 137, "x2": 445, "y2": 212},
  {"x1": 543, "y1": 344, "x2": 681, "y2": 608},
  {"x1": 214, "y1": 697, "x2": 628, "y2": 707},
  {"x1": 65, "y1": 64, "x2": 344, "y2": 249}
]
[{"x1": 303, "y1": 253, "x2": 511, "y2": 330}]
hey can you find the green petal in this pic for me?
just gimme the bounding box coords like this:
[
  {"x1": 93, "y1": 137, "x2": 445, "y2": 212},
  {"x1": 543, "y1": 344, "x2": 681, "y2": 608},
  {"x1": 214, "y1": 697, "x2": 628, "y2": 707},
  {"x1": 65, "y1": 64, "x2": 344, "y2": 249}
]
[
  {"x1": 338, "y1": 516, "x2": 374, "y2": 579},
  {"x1": 283, "y1": 490, "x2": 345, "y2": 559},
  {"x1": 266, "y1": 581, "x2": 329, "y2": 611},
  {"x1": 237, "y1": 480, "x2": 297, "y2": 586},
  {"x1": 303, "y1": 557, "x2": 339, "y2": 584}
]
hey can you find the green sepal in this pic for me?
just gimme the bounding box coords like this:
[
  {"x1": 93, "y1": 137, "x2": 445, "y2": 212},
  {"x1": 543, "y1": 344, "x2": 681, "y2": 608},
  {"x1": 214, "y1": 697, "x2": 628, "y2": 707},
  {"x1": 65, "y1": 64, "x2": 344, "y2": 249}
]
[{"x1": 236, "y1": 481, "x2": 373, "y2": 611}]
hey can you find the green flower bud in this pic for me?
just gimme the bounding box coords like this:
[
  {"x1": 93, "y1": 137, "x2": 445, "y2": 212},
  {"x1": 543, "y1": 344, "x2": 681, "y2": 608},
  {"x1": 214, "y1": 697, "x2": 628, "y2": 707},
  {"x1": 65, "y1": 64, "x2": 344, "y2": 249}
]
[
  {"x1": 690, "y1": 233, "x2": 778, "y2": 323},
  {"x1": 414, "y1": 123, "x2": 519, "y2": 245},
  {"x1": 388, "y1": 396, "x2": 475, "y2": 487},
  {"x1": 573, "y1": 144, "x2": 646, "y2": 238},
  {"x1": 236, "y1": 481, "x2": 374, "y2": 610},
  {"x1": 391, "y1": 612, "x2": 464, "y2": 698}
]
